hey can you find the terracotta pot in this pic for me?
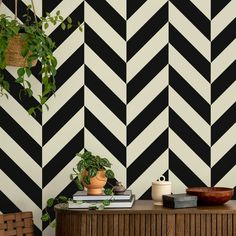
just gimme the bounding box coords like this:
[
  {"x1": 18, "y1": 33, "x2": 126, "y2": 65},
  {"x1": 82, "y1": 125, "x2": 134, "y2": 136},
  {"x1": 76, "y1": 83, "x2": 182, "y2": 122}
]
[{"x1": 82, "y1": 170, "x2": 107, "y2": 195}]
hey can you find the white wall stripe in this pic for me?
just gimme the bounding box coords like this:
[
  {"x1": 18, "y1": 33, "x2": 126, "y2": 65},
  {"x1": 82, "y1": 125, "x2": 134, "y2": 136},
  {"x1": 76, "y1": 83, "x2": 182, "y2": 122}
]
[
  {"x1": 1, "y1": 129, "x2": 42, "y2": 188},
  {"x1": 128, "y1": 150, "x2": 168, "y2": 199},
  {"x1": 211, "y1": 81, "x2": 236, "y2": 124},
  {"x1": 43, "y1": 107, "x2": 84, "y2": 167},
  {"x1": 53, "y1": 27, "x2": 84, "y2": 68},
  {"x1": 170, "y1": 87, "x2": 210, "y2": 145},
  {"x1": 169, "y1": 45, "x2": 210, "y2": 103},
  {"x1": 1, "y1": 94, "x2": 42, "y2": 145},
  {"x1": 190, "y1": 0, "x2": 211, "y2": 19},
  {"x1": 22, "y1": 0, "x2": 42, "y2": 16},
  {"x1": 127, "y1": 66, "x2": 168, "y2": 123},
  {"x1": 85, "y1": 2, "x2": 126, "y2": 61},
  {"x1": 127, "y1": 109, "x2": 168, "y2": 167},
  {"x1": 170, "y1": 2, "x2": 210, "y2": 61},
  {"x1": 85, "y1": 45, "x2": 126, "y2": 103},
  {"x1": 170, "y1": 129, "x2": 210, "y2": 186},
  {"x1": 169, "y1": 170, "x2": 187, "y2": 194},
  {"x1": 211, "y1": 0, "x2": 236, "y2": 40},
  {"x1": 211, "y1": 40, "x2": 236, "y2": 83},
  {"x1": 42, "y1": 152, "x2": 82, "y2": 205},
  {"x1": 43, "y1": 66, "x2": 84, "y2": 124},
  {"x1": 214, "y1": 166, "x2": 236, "y2": 187},
  {"x1": 211, "y1": 124, "x2": 236, "y2": 167},
  {"x1": 127, "y1": 0, "x2": 167, "y2": 40},
  {"x1": 85, "y1": 87, "x2": 126, "y2": 145},
  {"x1": 106, "y1": 0, "x2": 126, "y2": 19},
  {"x1": 127, "y1": 24, "x2": 168, "y2": 82},
  {"x1": 0, "y1": 171, "x2": 42, "y2": 230},
  {"x1": 85, "y1": 129, "x2": 126, "y2": 184}
]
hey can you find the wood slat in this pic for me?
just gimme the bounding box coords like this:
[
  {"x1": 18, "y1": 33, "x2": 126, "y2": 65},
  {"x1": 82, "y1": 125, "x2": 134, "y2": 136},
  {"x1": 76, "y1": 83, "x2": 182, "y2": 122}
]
[
  {"x1": 91, "y1": 214, "x2": 97, "y2": 236},
  {"x1": 196, "y1": 214, "x2": 200, "y2": 236},
  {"x1": 140, "y1": 214, "x2": 145, "y2": 236},
  {"x1": 118, "y1": 214, "x2": 124, "y2": 236},
  {"x1": 206, "y1": 214, "x2": 211, "y2": 236},
  {"x1": 145, "y1": 214, "x2": 151, "y2": 236},
  {"x1": 156, "y1": 214, "x2": 162, "y2": 236},
  {"x1": 185, "y1": 214, "x2": 190, "y2": 236},
  {"x1": 167, "y1": 214, "x2": 175, "y2": 236},
  {"x1": 190, "y1": 214, "x2": 195, "y2": 236},
  {"x1": 162, "y1": 214, "x2": 167, "y2": 236},
  {"x1": 212, "y1": 214, "x2": 217, "y2": 236},
  {"x1": 201, "y1": 214, "x2": 206, "y2": 236},
  {"x1": 114, "y1": 214, "x2": 119, "y2": 236},
  {"x1": 81, "y1": 214, "x2": 86, "y2": 236},
  {"x1": 227, "y1": 214, "x2": 232, "y2": 236},
  {"x1": 102, "y1": 215, "x2": 108, "y2": 236},
  {"x1": 124, "y1": 214, "x2": 129, "y2": 236},
  {"x1": 222, "y1": 214, "x2": 228, "y2": 236},
  {"x1": 233, "y1": 214, "x2": 236, "y2": 236},
  {"x1": 176, "y1": 214, "x2": 184, "y2": 236},
  {"x1": 151, "y1": 214, "x2": 156, "y2": 236},
  {"x1": 108, "y1": 214, "x2": 114, "y2": 236},
  {"x1": 134, "y1": 214, "x2": 140, "y2": 236},
  {"x1": 129, "y1": 214, "x2": 134, "y2": 236},
  {"x1": 86, "y1": 215, "x2": 91, "y2": 236},
  {"x1": 217, "y1": 214, "x2": 222, "y2": 236}
]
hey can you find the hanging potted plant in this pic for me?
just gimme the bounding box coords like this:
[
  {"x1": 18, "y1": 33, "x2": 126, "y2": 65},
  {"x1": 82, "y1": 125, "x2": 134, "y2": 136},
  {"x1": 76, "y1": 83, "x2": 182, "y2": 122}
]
[{"x1": 0, "y1": 0, "x2": 82, "y2": 115}]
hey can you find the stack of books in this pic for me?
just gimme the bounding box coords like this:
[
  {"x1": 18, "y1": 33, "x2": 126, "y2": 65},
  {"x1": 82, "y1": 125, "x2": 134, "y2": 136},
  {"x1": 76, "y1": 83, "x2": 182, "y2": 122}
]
[{"x1": 68, "y1": 190, "x2": 135, "y2": 209}]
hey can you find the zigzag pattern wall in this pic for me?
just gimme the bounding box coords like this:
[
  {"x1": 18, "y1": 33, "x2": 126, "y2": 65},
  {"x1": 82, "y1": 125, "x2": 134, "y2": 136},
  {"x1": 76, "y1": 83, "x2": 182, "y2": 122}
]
[{"x1": 0, "y1": 0, "x2": 235, "y2": 235}]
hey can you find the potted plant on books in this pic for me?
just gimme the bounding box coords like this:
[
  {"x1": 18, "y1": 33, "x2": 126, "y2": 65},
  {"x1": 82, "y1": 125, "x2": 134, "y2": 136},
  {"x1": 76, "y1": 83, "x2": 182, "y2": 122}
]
[
  {"x1": 71, "y1": 150, "x2": 115, "y2": 195},
  {"x1": 0, "y1": 0, "x2": 82, "y2": 115},
  {"x1": 41, "y1": 150, "x2": 116, "y2": 225}
]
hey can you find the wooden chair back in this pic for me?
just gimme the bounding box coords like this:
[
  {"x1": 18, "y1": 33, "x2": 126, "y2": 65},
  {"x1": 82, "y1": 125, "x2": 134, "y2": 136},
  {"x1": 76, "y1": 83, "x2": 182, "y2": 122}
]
[{"x1": 0, "y1": 212, "x2": 34, "y2": 236}]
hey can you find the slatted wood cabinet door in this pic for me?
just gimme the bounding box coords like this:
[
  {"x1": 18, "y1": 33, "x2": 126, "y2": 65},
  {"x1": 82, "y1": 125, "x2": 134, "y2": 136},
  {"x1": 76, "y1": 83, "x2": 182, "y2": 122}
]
[{"x1": 55, "y1": 200, "x2": 236, "y2": 236}]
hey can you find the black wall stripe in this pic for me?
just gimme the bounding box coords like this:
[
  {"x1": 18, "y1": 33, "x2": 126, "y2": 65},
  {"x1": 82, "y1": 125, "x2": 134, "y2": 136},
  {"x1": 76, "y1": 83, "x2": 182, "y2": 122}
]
[
  {"x1": 43, "y1": 87, "x2": 84, "y2": 145},
  {"x1": 127, "y1": 3, "x2": 168, "y2": 61},
  {"x1": 85, "y1": 108, "x2": 126, "y2": 166},
  {"x1": 85, "y1": 66, "x2": 126, "y2": 124}
]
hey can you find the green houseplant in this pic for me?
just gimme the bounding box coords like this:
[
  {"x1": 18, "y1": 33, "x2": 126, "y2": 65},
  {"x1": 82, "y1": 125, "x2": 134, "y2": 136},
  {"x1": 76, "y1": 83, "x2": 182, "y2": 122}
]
[
  {"x1": 42, "y1": 150, "x2": 116, "y2": 225},
  {"x1": 0, "y1": 1, "x2": 82, "y2": 115}
]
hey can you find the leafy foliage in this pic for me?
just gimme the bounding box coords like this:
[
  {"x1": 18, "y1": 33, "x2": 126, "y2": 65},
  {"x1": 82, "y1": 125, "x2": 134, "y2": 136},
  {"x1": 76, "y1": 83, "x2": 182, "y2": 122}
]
[
  {"x1": 0, "y1": 5, "x2": 82, "y2": 115},
  {"x1": 71, "y1": 150, "x2": 115, "y2": 188}
]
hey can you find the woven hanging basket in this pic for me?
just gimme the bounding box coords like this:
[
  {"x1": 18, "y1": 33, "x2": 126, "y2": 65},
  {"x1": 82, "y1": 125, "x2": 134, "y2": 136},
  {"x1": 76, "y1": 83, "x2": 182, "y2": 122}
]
[{"x1": 5, "y1": 34, "x2": 37, "y2": 67}]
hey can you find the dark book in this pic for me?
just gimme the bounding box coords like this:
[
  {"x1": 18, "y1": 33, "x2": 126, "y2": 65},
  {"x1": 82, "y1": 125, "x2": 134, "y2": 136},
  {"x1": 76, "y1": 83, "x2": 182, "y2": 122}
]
[
  {"x1": 163, "y1": 193, "x2": 197, "y2": 209},
  {"x1": 73, "y1": 189, "x2": 132, "y2": 201},
  {"x1": 69, "y1": 195, "x2": 135, "y2": 209}
]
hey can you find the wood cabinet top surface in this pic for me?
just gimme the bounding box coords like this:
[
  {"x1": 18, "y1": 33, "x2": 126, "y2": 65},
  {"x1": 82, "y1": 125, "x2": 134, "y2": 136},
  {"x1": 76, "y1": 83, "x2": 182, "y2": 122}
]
[{"x1": 54, "y1": 200, "x2": 236, "y2": 214}]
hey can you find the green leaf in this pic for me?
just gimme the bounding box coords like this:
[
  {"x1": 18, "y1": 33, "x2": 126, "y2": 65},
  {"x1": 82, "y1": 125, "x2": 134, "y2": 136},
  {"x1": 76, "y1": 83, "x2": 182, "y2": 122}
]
[
  {"x1": 26, "y1": 88, "x2": 33, "y2": 97},
  {"x1": 21, "y1": 47, "x2": 29, "y2": 57},
  {"x1": 56, "y1": 10, "x2": 60, "y2": 16},
  {"x1": 25, "y1": 68, "x2": 32, "y2": 77},
  {"x1": 70, "y1": 174, "x2": 74, "y2": 180},
  {"x1": 67, "y1": 23, "x2": 72, "y2": 30},
  {"x1": 25, "y1": 80, "x2": 31, "y2": 89},
  {"x1": 44, "y1": 103, "x2": 49, "y2": 111},
  {"x1": 50, "y1": 221, "x2": 56, "y2": 228},
  {"x1": 17, "y1": 68, "x2": 25, "y2": 77},
  {"x1": 44, "y1": 22, "x2": 49, "y2": 29},
  {"x1": 74, "y1": 178, "x2": 84, "y2": 190},
  {"x1": 83, "y1": 176, "x2": 91, "y2": 185},
  {"x1": 61, "y1": 23, "x2": 66, "y2": 30},
  {"x1": 102, "y1": 200, "x2": 110, "y2": 206},
  {"x1": 41, "y1": 213, "x2": 50, "y2": 222},
  {"x1": 59, "y1": 15, "x2": 63, "y2": 21},
  {"x1": 99, "y1": 158, "x2": 111, "y2": 168},
  {"x1": 105, "y1": 169, "x2": 115, "y2": 179},
  {"x1": 77, "y1": 160, "x2": 85, "y2": 172},
  {"x1": 28, "y1": 107, "x2": 36, "y2": 116},
  {"x1": 67, "y1": 16, "x2": 72, "y2": 24},
  {"x1": 104, "y1": 188, "x2": 113, "y2": 196},
  {"x1": 58, "y1": 196, "x2": 68, "y2": 203},
  {"x1": 47, "y1": 198, "x2": 54, "y2": 207},
  {"x1": 88, "y1": 168, "x2": 97, "y2": 178},
  {"x1": 15, "y1": 77, "x2": 24, "y2": 83}
]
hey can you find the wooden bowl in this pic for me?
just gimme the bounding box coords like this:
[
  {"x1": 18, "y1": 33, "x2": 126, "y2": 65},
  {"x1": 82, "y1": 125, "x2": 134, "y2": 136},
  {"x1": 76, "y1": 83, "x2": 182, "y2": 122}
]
[{"x1": 186, "y1": 187, "x2": 234, "y2": 205}]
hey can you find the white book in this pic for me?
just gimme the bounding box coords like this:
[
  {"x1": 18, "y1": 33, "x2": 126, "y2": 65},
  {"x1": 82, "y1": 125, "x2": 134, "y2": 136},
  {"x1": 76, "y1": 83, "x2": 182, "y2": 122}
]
[
  {"x1": 73, "y1": 189, "x2": 132, "y2": 201},
  {"x1": 68, "y1": 195, "x2": 135, "y2": 209}
]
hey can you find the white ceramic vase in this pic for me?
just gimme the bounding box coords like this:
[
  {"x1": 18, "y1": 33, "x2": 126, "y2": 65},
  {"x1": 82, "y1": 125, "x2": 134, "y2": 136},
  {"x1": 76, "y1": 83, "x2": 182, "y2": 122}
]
[{"x1": 152, "y1": 176, "x2": 171, "y2": 205}]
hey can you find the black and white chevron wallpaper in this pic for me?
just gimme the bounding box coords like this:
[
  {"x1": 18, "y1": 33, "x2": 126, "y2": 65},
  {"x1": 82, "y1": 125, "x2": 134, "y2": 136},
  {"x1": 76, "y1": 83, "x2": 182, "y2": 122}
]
[{"x1": 0, "y1": 0, "x2": 235, "y2": 235}]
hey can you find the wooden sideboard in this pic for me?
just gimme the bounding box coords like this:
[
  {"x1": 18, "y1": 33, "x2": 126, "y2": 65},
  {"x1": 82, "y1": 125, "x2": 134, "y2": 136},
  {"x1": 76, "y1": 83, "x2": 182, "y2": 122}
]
[{"x1": 54, "y1": 200, "x2": 236, "y2": 236}]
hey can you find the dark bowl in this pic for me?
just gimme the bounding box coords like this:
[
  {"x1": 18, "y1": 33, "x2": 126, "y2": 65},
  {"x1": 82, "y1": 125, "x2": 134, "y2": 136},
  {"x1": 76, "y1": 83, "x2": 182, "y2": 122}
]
[{"x1": 186, "y1": 187, "x2": 234, "y2": 205}]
